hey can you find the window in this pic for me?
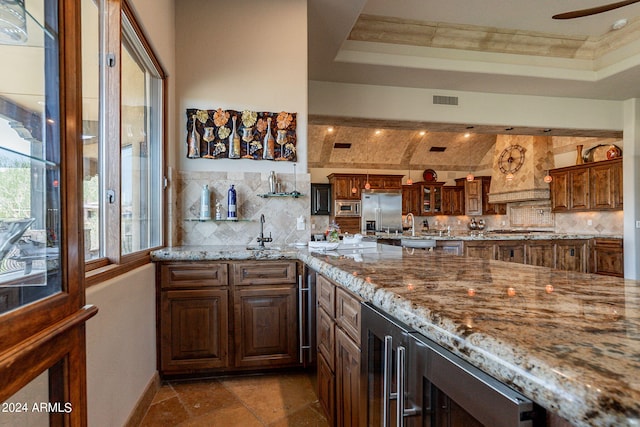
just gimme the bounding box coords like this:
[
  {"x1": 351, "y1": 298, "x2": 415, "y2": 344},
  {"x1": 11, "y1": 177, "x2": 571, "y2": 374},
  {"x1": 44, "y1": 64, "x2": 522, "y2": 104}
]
[{"x1": 82, "y1": 0, "x2": 165, "y2": 273}]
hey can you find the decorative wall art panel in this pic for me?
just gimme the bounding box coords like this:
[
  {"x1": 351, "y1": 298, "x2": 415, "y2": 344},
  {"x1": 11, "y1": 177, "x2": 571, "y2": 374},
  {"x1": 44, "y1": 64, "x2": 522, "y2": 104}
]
[{"x1": 186, "y1": 108, "x2": 297, "y2": 161}]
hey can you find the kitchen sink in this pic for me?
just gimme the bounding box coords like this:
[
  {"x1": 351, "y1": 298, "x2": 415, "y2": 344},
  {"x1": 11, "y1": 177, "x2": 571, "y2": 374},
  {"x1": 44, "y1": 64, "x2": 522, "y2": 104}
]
[{"x1": 400, "y1": 238, "x2": 436, "y2": 249}]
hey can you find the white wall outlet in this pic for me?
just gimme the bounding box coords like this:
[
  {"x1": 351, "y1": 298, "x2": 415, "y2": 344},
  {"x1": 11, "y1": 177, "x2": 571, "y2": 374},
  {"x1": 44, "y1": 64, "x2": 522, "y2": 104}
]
[
  {"x1": 501, "y1": 221, "x2": 506, "y2": 226},
  {"x1": 296, "y1": 216, "x2": 305, "y2": 231},
  {"x1": 457, "y1": 220, "x2": 461, "y2": 225},
  {"x1": 587, "y1": 219, "x2": 593, "y2": 226},
  {"x1": 311, "y1": 223, "x2": 316, "y2": 230}
]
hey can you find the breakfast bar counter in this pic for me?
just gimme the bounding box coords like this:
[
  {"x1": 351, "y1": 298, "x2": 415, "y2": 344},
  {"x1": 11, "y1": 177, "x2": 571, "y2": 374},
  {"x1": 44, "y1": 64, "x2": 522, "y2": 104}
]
[{"x1": 152, "y1": 244, "x2": 639, "y2": 426}]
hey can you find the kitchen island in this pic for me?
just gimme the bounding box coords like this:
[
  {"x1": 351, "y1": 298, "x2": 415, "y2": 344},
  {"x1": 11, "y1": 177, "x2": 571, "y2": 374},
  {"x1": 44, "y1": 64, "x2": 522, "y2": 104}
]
[{"x1": 152, "y1": 244, "x2": 639, "y2": 426}]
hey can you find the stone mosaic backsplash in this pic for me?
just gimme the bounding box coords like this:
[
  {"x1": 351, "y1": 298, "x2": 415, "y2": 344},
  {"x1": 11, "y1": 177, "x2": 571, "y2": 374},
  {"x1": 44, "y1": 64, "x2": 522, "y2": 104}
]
[{"x1": 173, "y1": 170, "x2": 310, "y2": 246}]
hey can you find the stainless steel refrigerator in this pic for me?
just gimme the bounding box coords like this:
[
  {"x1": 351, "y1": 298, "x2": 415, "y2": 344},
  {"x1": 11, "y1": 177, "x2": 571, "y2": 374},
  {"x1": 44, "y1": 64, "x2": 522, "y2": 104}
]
[{"x1": 361, "y1": 189, "x2": 402, "y2": 233}]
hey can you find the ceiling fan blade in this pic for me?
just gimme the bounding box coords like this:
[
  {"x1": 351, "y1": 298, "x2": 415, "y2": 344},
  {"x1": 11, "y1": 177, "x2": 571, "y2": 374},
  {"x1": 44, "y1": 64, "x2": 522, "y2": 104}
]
[{"x1": 553, "y1": 0, "x2": 640, "y2": 19}]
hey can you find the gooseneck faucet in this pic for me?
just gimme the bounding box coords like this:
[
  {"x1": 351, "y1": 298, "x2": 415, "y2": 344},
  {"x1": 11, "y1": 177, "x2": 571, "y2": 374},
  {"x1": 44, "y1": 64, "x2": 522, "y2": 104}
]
[
  {"x1": 406, "y1": 212, "x2": 415, "y2": 236},
  {"x1": 256, "y1": 214, "x2": 273, "y2": 247}
]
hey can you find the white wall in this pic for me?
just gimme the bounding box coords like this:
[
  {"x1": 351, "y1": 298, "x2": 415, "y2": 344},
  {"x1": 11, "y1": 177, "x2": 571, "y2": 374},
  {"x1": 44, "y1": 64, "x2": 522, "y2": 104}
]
[
  {"x1": 85, "y1": 264, "x2": 156, "y2": 427},
  {"x1": 309, "y1": 81, "x2": 624, "y2": 131},
  {"x1": 623, "y1": 99, "x2": 640, "y2": 279},
  {"x1": 175, "y1": 0, "x2": 308, "y2": 174}
]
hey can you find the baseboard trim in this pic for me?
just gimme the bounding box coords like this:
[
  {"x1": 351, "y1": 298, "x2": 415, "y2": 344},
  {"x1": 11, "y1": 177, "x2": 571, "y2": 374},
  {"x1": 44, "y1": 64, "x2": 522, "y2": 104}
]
[{"x1": 123, "y1": 371, "x2": 160, "y2": 427}]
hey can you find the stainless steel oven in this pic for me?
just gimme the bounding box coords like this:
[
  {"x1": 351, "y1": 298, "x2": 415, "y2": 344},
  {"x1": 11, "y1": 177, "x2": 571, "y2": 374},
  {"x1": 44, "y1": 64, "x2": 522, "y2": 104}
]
[
  {"x1": 361, "y1": 303, "x2": 545, "y2": 427},
  {"x1": 335, "y1": 200, "x2": 361, "y2": 217}
]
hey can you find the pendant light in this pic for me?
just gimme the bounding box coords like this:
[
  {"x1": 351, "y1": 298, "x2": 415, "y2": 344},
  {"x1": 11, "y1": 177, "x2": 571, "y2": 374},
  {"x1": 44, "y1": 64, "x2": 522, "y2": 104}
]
[
  {"x1": 364, "y1": 135, "x2": 372, "y2": 190},
  {"x1": 466, "y1": 172, "x2": 474, "y2": 181},
  {"x1": 544, "y1": 170, "x2": 553, "y2": 183},
  {"x1": 406, "y1": 162, "x2": 413, "y2": 185}
]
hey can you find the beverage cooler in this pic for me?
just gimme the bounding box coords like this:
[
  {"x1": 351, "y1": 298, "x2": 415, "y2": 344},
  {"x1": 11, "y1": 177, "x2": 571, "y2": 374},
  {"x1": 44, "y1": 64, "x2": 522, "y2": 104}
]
[{"x1": 361, "y1": 303, "x2": 546, "y2": 427}]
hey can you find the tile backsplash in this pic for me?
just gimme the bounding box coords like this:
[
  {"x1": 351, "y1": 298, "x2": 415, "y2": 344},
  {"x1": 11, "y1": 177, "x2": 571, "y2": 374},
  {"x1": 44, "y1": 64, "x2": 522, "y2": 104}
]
[{"x1": 172, "y1": 170, "x2": 310, "y2": 246}]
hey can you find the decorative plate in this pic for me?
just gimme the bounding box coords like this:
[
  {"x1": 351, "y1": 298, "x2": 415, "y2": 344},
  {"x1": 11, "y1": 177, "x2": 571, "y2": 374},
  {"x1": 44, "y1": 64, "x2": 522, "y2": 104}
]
[{"x1": 422, "y1": 169, "x2": 437, "y2": 182}]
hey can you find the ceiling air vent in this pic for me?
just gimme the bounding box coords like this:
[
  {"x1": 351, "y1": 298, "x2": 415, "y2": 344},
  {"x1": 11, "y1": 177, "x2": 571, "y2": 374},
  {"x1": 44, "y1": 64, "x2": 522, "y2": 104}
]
[
  {"x1": 429, "y1": 146, "x2": 446, "y2": 152},
  {"x1": 333, "y1": 142, "x2": 351, "y2": 149},
  {"x1": 433, "y1": 95, "x2": 458, "y2": 106}
]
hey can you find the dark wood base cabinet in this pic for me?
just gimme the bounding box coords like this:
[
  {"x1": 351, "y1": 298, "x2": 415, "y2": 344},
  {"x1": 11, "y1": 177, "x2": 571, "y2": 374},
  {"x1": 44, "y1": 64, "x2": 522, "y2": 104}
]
[
  {"x1": 158, "y1": 261, "x2": 305, "y2": 377},
  {"x1": 591, "y1": 238, "x2": 624, "y2": 277},
  {"x1": 316, "y1": 274, "x2": 363, "y2": 427}
]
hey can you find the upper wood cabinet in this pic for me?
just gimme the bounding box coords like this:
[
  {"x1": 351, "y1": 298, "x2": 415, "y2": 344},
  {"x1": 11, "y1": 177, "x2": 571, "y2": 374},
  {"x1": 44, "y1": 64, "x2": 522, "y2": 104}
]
[
  {"x1": 402, "y1": 184, "x2": 422, "y2": 215},
  {"x1": 464, "y1": 176, "x2": 505, "y2": 216},
  {"x1": 442, "y1": 185, "x2": 465, "y2": 215},
  {"x1": 420, "y1": 181, "x2": 445, "y2": 215},
  {"x1": 328, "y1": 173, "x2": 403, "y2": 201},
  {"x1": 550, "y1": 159, "x2": 622, "y2": 212}
]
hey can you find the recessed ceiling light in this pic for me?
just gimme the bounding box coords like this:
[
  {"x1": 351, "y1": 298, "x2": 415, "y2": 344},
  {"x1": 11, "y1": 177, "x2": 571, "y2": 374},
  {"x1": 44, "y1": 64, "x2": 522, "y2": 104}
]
[
  {"x1": 374, "y1": 130, "x2": 381, "y2": 135},
  {"x1": 464, "y1": 133, "x2": 471, "y2": 138},
  {"x1": 327, "y1": 126, "x2": 334, "y2": 133},
  {"x1": 612, "y1": 18, "x2": 628, "y2": 30},
  {"x1": 419, "y1": 131, "x2": 426, "y2": 136}
]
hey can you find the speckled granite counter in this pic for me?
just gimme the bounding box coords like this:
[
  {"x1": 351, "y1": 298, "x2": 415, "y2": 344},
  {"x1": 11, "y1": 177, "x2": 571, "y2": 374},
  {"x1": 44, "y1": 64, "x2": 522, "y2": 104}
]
[
  {"x1": 152, "y1": 244, "x2": 638, "y2": 426},
  {"x1": 373, "y1": 231, "x2": 623, "y2": 241}
]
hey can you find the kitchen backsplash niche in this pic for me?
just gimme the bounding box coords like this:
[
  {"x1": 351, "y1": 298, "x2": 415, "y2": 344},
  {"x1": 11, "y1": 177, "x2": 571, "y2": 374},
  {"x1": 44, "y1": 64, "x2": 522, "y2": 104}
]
[{"x1": 173, "y1": 170, "x2": 310, "y2": 246}]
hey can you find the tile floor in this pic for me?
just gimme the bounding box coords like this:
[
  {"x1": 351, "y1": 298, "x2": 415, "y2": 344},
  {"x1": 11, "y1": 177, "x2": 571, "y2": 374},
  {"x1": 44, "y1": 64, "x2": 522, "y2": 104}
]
[{"x1": 139, "y1": 371, "x2": 329, "y2": 427}]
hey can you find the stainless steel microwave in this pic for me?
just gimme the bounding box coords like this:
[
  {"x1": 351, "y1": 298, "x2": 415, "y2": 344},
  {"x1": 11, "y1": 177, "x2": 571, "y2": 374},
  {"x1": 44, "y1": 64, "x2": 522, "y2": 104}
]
[{"x1": 334, "y1": 200, "x2": 361, "y2": 217}]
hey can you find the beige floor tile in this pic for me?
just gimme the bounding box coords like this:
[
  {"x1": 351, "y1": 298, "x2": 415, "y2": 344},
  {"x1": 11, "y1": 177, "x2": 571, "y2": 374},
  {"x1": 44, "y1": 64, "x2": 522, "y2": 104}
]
[
  {"x1": 151, "y1": 383, "x2": 177, "y2": 404},
  {"x1": 267, "y1": 402, "x2": 330, "y2": 427},
  {"x1": 172, "y1": 379, "x2": 240, "y2": 417},
  {"x1": 177, "y1": 402, "x2": 263, "y2": 427},
  {"x1": 139, "y1": 396, "x2": 190, "y2": 427}
]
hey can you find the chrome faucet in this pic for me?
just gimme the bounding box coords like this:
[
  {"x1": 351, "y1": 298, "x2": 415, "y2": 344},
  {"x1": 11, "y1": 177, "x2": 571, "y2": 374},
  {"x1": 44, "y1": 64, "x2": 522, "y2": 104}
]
[
  {"x1": 406, "y1": 212, "x2": 415, "y2": 236},
  {"x1": 256, "y1": 214, "x2": 273, "y2": 247}
]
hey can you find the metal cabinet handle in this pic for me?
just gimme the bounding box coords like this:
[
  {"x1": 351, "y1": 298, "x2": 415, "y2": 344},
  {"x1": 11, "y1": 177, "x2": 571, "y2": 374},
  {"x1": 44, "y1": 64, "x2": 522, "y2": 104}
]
[
  {"x1": 298, "y1": 275, "x2": 311, "y2": 363},
  {"x1": 382, "y1": 335, "x2": 393, "y2": 427},
  {"x1": 397, "y1": 345, "x2": 406, "y2": 427},
  {"x1": 396, "y1": 345, "x2": 421, "y2": 425}
]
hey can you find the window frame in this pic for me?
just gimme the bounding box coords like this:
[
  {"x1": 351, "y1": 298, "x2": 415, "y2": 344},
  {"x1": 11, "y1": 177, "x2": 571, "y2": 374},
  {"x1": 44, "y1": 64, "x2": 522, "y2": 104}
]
[{"x1": 84, "y1": 0, "x2": 166, "y2": 285}]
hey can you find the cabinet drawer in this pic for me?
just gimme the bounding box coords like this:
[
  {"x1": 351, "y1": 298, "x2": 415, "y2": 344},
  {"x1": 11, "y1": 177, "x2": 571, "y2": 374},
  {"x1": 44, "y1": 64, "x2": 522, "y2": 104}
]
[
  {"x1": 317, "y1": 274, "x2": 335, "y2": 316},
  {"x1": 161, "y1": 263, "x2": 228, "y2": 289},
  {"x1": 317, "y1": 306, "x2": 335, "y2": 370},
  {"x1": 233, "y1": 261, "x2": 297, "y2": 285},
  {"x1": 336, "y1": 288, "x2": 361, "y2": 345}
]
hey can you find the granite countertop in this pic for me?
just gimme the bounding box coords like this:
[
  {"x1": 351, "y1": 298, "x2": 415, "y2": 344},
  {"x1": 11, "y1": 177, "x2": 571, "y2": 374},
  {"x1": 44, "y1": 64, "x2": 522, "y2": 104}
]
[
  {"x1": 373, "y1": 231, "x2": 623, "y2": 241},
  {"x1": 151, "y1": 244, "x2": 638, "y2": 426}
]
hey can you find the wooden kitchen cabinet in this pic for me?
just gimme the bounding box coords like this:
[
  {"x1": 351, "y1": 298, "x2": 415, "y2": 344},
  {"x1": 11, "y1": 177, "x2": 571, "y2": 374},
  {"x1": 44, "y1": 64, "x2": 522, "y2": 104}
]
[
  {"x1": 316, "y1": 273, "x2": 363, "y2": 427},
  {"x1": 159, "y1": 263, "x2": 230, "y2": 374},
  {"x1": 464, "y1": 241, "x2": 495, "y2": 260},
  {"x1": 591, "y1": 238, "x2": 624, "y2": 277},
  {"x1": 402, "y1": 184, "x2": 421, "y2": 215},
  {"x1": 550, "y1": 159, "x2": 622, "y2": 212},
  {"x1": 590, "y1": 160, "x2": 623, "y2": 210},
  {"x1": 555, "y1": 240, "x2": 588, "y2": 273},
  {"x1": 495, "y1": 241, "x2": 525, "y2": 264},
  {"x1": 464, "y1": 176, "x2": 504, "y2": 215},
  {"x1": 158, "y1": 261, "x2": 303, "y2": 377},
  {"x1": 420, "y1": 182, "x2": 445, "y2": 215},
  {"x1": 328, "y1": 173, "x2": 403, "y2": 201},
  {"x1": 442, "y1": 185, "x2": 465, "y2": 215},
  {"x1": 524, "y1": 241, "x2": 555, "y2": 268},
  {"x1": 335, "y1": 217, "x2": 361, "y2": 234}
]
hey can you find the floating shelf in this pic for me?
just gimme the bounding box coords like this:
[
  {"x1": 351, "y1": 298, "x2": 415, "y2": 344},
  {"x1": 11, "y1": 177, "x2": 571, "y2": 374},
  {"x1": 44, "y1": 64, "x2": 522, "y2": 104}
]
[
  {"x1": 184, "y1": 218, "x2": 252, "y2": 222},
  {"x1": 257, "y1": 191, "x2": 305, "y2": 199}
]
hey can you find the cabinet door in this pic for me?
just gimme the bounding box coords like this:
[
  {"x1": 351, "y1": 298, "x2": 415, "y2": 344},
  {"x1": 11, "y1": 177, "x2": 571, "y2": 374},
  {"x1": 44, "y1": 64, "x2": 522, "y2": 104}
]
[
  {"x1": 335, "y1": 328, "x2": 361, "y2": 427},
  {"x1": 336, "y1": 217, "x2": 361, "y2": 234},
  {"x1": 550, "y1": 171, "x2": 569, "y2": 212},
  {"x1": 495, "y1": 242, "x2": 525, "y2": 264},
  {"x1": 592, "y1": 239, "x2": 624, "y2": 277},
  {"x1": 525, "y1": 241, "x2": 555, "y2": 268},
  {"x1": 590, "y1": 162, "x2": 618, "y2": 210},
  {"x1": 569, "y1": 169, "x2": 589, "y2": 210},
  {"x1": 464, "y1": 242, "x2": 494, "y2": 260},
  {"x1": 317, "y1": 352, "x2": 335, "y2": 426},
  {"x1": 233, "y1": 286, "x2": 298, "y2": 368},
  {"x1": 555, "y1": 240, "x2": 588, "y2": 273},
  {"x1": 441, "y1": 187, "x2": 453, "y2": 215},
  {"x1": 451, "y1": 187, "x2": 465, "y2": 216},
  {"x1": 336, "y1": 288, "x2": 361, "y2": 345},
  {"x1": 233, "y1": 261, "x2": 296, "y2": 286},
  {"x1": 311, "y1": 183, "x2": 332, "y2": 215},
  {"x1": 422, "y1": 184, "x2": 444, "y2": 215},
  {"x1": 435, "y1": 241, "x2": 463, "y2": 256},
  {"x1": 465, "y1": 179, "x2": 483, "y2": 215},
  {"x1": 161, "y1": 289, "x2": 229, "y2": 373},
  {"x1": 402, "y1": 185, "x2": 421, "y2": 215},
  {"x1": 332, "y1": 176, "x2": 352, "y2": 200},
  {"x1": 317, "y1": 307, "x2": 335, "y2": 370}
]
